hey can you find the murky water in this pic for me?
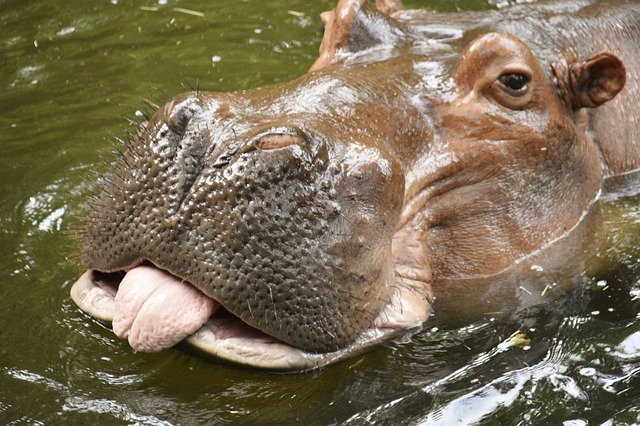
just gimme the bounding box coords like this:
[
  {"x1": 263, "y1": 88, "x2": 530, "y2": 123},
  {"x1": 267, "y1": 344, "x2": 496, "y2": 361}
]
[{"x1": 1, "y1": 0, "x2": 639, "y2": 424}]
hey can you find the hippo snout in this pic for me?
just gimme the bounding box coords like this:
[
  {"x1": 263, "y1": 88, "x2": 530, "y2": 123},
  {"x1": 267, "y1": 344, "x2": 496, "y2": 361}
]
[{"x1": 78, "y1": 88, "x2": 409, "y2": 358}]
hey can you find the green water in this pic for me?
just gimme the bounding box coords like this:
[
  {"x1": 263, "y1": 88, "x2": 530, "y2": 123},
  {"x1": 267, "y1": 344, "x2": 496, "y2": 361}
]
[{"x1": 1, "y1": 0, "x2": 639, "y2": 424}]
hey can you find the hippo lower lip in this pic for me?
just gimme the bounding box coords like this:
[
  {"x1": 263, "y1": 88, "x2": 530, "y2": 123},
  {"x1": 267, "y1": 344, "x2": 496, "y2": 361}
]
[{"x1": 70, "y1": 265, "x2": 427, "y2": 370}]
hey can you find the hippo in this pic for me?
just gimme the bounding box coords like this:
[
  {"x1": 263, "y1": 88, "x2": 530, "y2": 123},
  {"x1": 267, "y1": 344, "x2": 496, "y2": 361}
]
[{"x1": 70, "y1": 0, "x2": 640, "y2": 370}]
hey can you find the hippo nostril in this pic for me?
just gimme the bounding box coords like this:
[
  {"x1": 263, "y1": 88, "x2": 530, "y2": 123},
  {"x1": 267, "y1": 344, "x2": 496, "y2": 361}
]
[
  {"x1": 256, "y1": 133, "x2": 303, "y2": 150},
  {"x1": 163, "y1": 98, "x2": 197, "y2": 135}
]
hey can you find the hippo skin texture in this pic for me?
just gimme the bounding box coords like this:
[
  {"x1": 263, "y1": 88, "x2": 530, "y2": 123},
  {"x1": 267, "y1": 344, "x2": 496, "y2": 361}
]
[{"x1": 71, "y1": 0, "x2": 640, "y2": 370}]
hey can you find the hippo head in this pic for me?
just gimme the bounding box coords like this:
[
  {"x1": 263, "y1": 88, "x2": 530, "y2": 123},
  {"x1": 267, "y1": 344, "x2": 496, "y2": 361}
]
[{"x1": 71, "y1": 0, "x2": 626, "y2": 370}]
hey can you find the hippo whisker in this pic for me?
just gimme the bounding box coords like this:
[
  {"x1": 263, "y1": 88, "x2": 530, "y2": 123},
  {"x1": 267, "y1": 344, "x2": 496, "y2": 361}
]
[
  {"x1": 112, "y1": 149, "x2": 134, "y2": 172},
  {"x1": 123, "y1": 116, "x2": 147, "y2": 130},
  {"x1": 267, "y1": 284, "x2": 278, "y2": 324},
  {"x1": 179, "y1": 76, "x2": 200, "y2": 96},
  {"x1": 155, "y1": 87, "x2": 175, "y2": 104},
  {"x1": 113, "y1": 137, "x2": 136, "y2": 154},
  {"x1": 118, "y1": 125, "x2": 139, "y2": 147},
  {"x1": 139, "y1": 97, "x2": 160, "y2": 112},
  {"x1": 96, "y1": 178, "x2": 122, "y2": 192}
]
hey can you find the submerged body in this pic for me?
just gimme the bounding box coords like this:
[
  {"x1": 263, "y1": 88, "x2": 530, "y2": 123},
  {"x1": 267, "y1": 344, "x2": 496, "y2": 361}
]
[{"x1": 71, "y1": 0, "x2": 640, "y2": 369}]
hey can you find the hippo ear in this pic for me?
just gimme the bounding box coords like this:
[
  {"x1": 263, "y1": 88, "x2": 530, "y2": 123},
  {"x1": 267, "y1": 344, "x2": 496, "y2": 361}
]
[
  {"x1": 309, "y1": 0, "x2": 406, "y2": 72},
  {"x1": 552, "y1": 52, "x2": 626, "y2": 110}
]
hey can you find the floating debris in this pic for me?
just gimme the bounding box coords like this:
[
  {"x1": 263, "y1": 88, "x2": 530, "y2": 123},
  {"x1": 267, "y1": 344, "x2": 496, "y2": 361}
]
[
  {"x1": 498, "y1": 330, "x2": 531, "y2": 350},
  {"x1": 519, "y1": 286, "x2": 532, "y2": 295},
  {"x1": 596, "y1": 280, "x2": 607, "y2": 287},
  {"x1": 173, "y1": 7, "x2": 204, "y2": 17},
  {"x1": 57, "y1": 27, "x2": 76, "y2": 36},
  {"x1": 140, "y1": 6, "x2": 158, "y2": 12},
  {"x1": 287, "y1": 10, "x2": 304, "y2": 17},
  {"x1": 348, "y1": 357, "x2": 364, "y2": 369}
]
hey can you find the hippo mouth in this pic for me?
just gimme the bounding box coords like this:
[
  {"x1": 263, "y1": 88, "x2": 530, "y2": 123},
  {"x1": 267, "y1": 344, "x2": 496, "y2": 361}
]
[{"x1": 70, "y1": 263, "x2": 425, "y2": 371}]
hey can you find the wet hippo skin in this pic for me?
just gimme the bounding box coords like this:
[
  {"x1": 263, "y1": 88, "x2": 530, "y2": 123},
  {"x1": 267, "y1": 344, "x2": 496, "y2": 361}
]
[{"x1": 70, "y1": 0, "x2": 640, "y2": 370}]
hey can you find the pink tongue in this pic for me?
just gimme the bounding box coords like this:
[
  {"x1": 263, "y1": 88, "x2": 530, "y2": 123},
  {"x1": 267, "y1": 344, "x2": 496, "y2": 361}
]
[{"x1": 112, "y1": 265, "x2": 219, "y2": 352}]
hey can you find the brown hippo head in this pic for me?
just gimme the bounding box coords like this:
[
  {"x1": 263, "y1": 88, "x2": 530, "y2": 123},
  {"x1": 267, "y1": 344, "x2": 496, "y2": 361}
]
[{"x1": 71, "y1": 0, "x2": 628, "y2": 370}]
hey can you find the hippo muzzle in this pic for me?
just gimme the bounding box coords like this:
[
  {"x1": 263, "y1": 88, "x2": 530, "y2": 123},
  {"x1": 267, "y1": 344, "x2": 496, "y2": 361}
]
[{"x1": 72, "y1": 81, "x2": 427, "y2": 368}]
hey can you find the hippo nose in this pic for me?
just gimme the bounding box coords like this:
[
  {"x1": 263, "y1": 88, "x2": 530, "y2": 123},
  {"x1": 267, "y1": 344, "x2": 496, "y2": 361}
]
[
  {"x1": 162, "y1": 96, "x2": 201, "y2": 136},
  {"x1": 241, "y1": 127, "x2": 309, "y2": 155},
  {"x1": 256, "y1": 133, "x2": 302, "y2": 150}
]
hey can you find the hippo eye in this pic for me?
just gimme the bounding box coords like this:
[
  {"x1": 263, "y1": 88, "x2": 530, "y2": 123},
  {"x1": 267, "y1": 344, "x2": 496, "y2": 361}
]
[
  {"x1": 256, "y1": 133, "x2": 303, "y2": 151},
  {"x1": 498, "y1": 73, "x2": 530, "y2": 95}
]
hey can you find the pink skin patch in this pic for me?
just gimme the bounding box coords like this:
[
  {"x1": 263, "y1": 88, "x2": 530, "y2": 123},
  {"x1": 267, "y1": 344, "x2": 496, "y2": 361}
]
[{"x1": 113, "y1": 265, "x2": 219, "y2": 352}]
